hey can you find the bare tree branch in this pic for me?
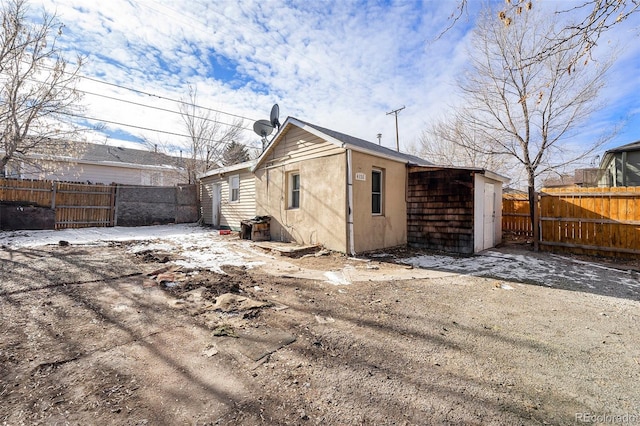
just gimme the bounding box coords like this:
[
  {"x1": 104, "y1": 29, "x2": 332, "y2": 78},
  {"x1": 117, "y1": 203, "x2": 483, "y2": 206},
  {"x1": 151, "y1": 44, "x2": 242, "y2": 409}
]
[
  {"x1": 0, "y1": 0, "x2": 85, "y2": 177},
  {"x1": 178, "y1": 85, "x2": 246, "y2": 183},
  {"x1": 421, "y1": 3, "x2": 617, "y2": 226}
]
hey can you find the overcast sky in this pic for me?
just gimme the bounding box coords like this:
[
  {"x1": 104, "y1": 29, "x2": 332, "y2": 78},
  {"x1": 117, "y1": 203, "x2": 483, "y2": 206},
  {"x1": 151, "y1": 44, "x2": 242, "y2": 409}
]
[{"x1": 32, "y1": 0, "x2": 640, "y2": 166}]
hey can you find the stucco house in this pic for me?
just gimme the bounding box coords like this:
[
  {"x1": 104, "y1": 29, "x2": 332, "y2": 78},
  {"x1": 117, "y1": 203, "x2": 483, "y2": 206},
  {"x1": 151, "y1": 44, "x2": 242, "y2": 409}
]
[
  {"x1": 247, "y1": 117, "x2": 507, "y2": 255},
  {"x1": 197, "y1": 117, "x2": 507, "y2": 254},
  {"x1": 3, "y1": 142, "x2": 187, "y2": 186},
  {"x1": 598, "y1": 141, "x2": 640, "y2": 187},
  {"x1": 199, "y1": 160, "x2": 256, "y2": 230}
]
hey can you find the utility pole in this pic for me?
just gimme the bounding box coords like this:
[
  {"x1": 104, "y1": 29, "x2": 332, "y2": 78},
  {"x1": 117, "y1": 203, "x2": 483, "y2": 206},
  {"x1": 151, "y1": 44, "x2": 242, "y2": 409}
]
[{"x1": 386, "y1": 106, "x2": 405, "y2": 152}]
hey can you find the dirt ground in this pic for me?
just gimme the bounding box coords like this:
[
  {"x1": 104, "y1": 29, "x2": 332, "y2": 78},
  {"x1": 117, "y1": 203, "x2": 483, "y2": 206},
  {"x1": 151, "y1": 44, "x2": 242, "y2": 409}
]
[{"x1": 1, "y1": 239, "x2": 639, "y2": 425}]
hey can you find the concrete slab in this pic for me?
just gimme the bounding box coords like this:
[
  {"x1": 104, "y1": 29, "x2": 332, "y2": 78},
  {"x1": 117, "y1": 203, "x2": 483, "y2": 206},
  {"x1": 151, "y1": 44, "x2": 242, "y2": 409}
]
[{"x1": 253, "y1": 241, "x2": 321, "y2": 257}]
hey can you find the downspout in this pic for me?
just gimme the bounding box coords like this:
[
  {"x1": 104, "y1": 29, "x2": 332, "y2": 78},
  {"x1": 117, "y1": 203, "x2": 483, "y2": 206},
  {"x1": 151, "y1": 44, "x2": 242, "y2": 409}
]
[{"x1": 346, "y1": 149, "x2": 355, "y2": 255}]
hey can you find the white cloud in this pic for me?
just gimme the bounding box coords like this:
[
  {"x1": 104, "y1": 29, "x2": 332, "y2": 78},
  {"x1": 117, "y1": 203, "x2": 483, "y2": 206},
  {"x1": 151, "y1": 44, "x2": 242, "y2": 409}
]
[{"x1": 24, "y1": 0, "x2": 640, "y2": 164}]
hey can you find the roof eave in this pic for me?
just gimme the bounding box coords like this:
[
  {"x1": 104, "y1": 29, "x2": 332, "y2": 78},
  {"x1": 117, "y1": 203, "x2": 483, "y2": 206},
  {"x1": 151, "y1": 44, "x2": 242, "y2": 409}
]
[{"x1": 199, "y1": 160, "x2": 257, "y2": 179}]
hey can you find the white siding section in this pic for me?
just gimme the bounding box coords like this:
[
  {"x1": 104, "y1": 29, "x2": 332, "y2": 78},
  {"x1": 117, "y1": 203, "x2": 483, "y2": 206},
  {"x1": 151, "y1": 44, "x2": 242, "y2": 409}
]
[
  {"x1": 200, "y1": 169, "x2": 256, "y2": 230},
  {"x1": 18, "y1": 160, "x2": 184, "y2": 186}
]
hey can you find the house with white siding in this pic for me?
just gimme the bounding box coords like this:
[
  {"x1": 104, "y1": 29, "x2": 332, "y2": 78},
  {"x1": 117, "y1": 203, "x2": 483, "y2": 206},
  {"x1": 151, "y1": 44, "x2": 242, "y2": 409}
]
[
  {"x1": 199, "y1": 160, "x2": 256, "y2": 230},
  {"x1": 4, "y1": 142, "x2": 187, "y2": 186}
]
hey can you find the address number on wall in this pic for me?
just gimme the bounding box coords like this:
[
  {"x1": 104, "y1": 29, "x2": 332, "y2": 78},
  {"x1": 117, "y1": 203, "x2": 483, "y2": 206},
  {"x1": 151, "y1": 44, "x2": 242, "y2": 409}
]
[{"x1": 355, "y1": 172, "x2": 366, "y2": 181}]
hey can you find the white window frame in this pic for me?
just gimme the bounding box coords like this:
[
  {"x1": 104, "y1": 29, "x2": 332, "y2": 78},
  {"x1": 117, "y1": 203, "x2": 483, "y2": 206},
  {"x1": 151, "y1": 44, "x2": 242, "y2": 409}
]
[
  {"x1": 372, "y1": 169, "x2": 383, "y2": 215},
  {"x1": 288, "y1": 172, "x2": 300, "y2": 209},
  {"x1": 229, "y1": 174, "x2": 240, "y2": 202}
]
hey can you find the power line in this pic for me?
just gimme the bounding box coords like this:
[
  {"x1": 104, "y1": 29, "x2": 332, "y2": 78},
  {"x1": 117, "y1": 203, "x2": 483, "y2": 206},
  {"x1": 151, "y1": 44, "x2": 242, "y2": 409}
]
[
  {"x1": 35, "y1": 62, "x2": 261, "y2": 124},
  {"x1": 60, "y1": 112, "x2": 262, "y2": 149},
  {"x1": 77, "y1": 73, "x2": 260, "y2": 122},
  {"x1": 20, "y1": 74, "x2": 259, "y2": 134},
  {"x1": 78, "y1": 88, "x2": 255, "y2": 132}
]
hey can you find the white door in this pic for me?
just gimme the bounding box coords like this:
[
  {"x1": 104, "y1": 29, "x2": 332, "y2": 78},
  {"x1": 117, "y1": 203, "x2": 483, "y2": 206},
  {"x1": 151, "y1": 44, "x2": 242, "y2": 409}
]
[
  {"x1": 211, "y1": 184, "x2": 221, "y2": 227},
  {"x1": 483, "y1": 182, "x2": 496, "y2": 250}
]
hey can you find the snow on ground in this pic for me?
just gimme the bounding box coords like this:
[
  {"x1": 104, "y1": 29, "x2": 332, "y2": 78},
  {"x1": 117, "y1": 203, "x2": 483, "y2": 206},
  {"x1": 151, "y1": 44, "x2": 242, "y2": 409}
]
[
  {"x1": 0, "y1": 224, "x2": 209, "y2": 248},
  {"x1": 2, "y1": 224, "x2": 638, "y2": 292},
  {"x1": 0, "y1": 224, "x2": 266, "y2": 275},
  {"x1": 400, "y1": 250, "x2": 640, "y2": 292}
]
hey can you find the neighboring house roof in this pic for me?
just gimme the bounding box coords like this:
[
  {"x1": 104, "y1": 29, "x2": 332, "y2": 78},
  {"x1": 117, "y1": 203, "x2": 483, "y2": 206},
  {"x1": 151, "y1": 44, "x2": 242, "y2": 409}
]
[
  {"x1": 252, "y1": 117, "x2": 432, "y2": 171},
  {"x1": 503, "y1": 187, "x2": 528, "y2": 199},
  {"x1": 199, "y1": 160, "x2": 257, "y2": 179},
  {"x1": 543, "y1": 174, "x2": 576, "y2": 188},
  {"x1": 604, "y1": 140, "x2": 640, "y2": 154},
  {"x1": 55, "y1": 142, "x2": 184, "y2": 170},
  {"x1": 599, "y1": 140, "x2": 640, "y2": 170}
]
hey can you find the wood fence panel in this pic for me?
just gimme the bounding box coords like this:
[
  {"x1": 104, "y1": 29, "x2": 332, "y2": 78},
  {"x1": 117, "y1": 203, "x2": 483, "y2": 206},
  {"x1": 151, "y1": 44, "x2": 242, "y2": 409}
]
[
  {"x1": 539, "y1": 187, "x2": 640, "y2": 258},
  {"x1": 54, "y1": 182, "x2": 116, "y2": 229},
  {"x1": 0, "y1": 178, "x2": 52, "y2": 207},
  {"x1": 502, "y1": 198, "x2": 532, "y2": 236}
]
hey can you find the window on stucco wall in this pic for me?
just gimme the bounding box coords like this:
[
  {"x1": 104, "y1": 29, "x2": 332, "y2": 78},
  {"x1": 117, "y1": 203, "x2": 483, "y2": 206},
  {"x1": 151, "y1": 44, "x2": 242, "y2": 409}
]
[
  {"x1": 372, "y1": 169, "x2": 383, "y2": 215},
  {"x1": 288, "y1": 172, "x2": 300, "y2": 209}
]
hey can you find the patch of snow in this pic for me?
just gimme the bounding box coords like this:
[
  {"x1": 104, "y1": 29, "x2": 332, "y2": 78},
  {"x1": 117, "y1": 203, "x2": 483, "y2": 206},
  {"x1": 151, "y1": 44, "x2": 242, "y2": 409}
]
[
  {"x1": 324, "y1": 271, "x2": 351, "y2": 285},
  {"x1": 0, "y1": 224, "x2": 264, "y2": 275},
  {"x1": 401, "y1": 249, "x2": 639, "y2": 292},
  {"x1": 0, "y1": 224, "x2": 210, "y2": 248}
]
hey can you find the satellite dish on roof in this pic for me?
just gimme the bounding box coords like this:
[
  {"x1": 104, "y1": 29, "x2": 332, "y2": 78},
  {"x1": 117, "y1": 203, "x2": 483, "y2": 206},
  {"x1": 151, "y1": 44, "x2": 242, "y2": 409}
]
[
  {"x1": 253, "y1": 119, "x2": 274, "y2": 138},
  {"x1": 270, "y1": 104, "x2": 280, "y2": 130}
]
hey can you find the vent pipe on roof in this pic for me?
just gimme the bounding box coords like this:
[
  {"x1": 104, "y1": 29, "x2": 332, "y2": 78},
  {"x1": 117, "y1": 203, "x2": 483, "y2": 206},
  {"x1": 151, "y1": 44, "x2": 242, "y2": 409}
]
[{"x1": 377, "y1": 133, "x2": 382, "y2": 145}]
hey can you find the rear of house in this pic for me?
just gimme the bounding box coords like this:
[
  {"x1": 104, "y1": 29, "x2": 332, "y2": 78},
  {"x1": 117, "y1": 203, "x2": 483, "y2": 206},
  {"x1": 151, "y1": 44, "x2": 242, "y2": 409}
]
[
  {"x1": 199, "y1": 161, "x2": 256, "y2": 230},
  {"x1": 252, "y1": 117, "x2": 427, "y2": 254}
]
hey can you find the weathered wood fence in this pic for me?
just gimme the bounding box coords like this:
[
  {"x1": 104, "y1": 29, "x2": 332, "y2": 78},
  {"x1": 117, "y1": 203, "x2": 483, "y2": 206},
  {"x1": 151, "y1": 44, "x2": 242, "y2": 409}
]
[
  {"x1": 502, "y1": 187, "x2": 640, "y2": 257},
  {"x1": 1, "y1": 178, "x2": 116, "y2": 229},
  {"x1": 502, "y1": 195, "x2": 533, "y2": 237},
  {"x1": 1, "y1": 178, "x2": 199, "y2": 230}
]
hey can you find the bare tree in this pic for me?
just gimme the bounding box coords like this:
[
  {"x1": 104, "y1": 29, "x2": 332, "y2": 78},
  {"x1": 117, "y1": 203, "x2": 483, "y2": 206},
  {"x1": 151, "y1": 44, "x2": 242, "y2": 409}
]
[
  {"x1": 178, "y1": 85, "x2": 245, "y2": 183},
  {"x1": 0, "y1": 0, "x2": 84, "y2": 177},
  {"x1": 433, "y1": 4, "x2": 614, "y2": 225},
  {"x1": 418, "y1": 116, "x2": 519, "y2": 180},
  {"x1": 446, "y1": 1, "x2": 638, "y2": 69}
]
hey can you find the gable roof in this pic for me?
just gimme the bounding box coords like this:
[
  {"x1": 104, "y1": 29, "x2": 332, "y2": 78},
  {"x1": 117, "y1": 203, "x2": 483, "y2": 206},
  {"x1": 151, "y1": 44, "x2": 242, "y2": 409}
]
[
  {"x1": 252, "y1": 117, "x2": 431, "y2": 171},
  {"x1": 63, "y1": 142, "x2": 184, "y2": 168},
  {"x1": 599, "y1": 140, "x2": 640, "y2": 169},
  {"x1": 199, "y1": 160, "x2": 257, "y2": 179},
  {"x1": 604, "y1": 140, "x2": 640, "y2": 154}
]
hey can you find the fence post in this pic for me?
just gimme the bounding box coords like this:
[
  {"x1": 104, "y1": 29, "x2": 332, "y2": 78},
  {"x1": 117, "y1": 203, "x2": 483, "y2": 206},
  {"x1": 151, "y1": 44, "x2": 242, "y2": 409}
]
[
  {"x1": 51, "y1": 182, "x2": 57, "y2": 209},
  {"x1": 533, "y1": 191, "x2": 540, "y2": 252},
  {"x1": 113, "y1": 185, "x2": 119, "y2": 226},
  {"x1": 110, "y1": 184, "x2": 117, "y2": 227}
]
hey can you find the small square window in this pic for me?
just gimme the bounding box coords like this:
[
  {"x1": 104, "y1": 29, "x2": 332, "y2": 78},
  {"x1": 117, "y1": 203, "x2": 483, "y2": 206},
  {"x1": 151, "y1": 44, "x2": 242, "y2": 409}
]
[
  {"x1": 289, "y1": 172, "x2": 300, "y2": 209},
  {"x1": 229, "y1": 174, "x2": 240, "y2": 202},
  {"x1": 372, "y1": 169, "x2": 383, "y2": 215}
]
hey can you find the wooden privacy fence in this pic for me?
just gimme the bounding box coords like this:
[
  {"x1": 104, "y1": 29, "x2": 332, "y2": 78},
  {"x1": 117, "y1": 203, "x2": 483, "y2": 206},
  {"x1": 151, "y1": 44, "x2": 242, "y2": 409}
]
[
  {"x1": 502, "y1": 187, "x2": 640, "y2": 257},
  {"x1": 0, "y1": 178, "x2": 116, "y2": 229},
  {"x1": 502, "y1": 195, "x2": 533, "y2": 237},
  {"x1": 539, "y1": 187, "x2": 640, "y2": 257}
]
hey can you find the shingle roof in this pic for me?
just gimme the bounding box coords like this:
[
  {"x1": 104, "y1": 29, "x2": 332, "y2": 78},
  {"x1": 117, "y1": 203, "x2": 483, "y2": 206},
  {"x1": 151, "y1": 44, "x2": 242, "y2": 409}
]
[
  {"x1": 291, "y1": 118, "x2": 432, "y2": 165},
  {"x1": 605, "y1": 140, "x2": 640, "y2": 154},
  {"x1": 62, "y1": 142, "x2": 184, "y2": 168}
]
